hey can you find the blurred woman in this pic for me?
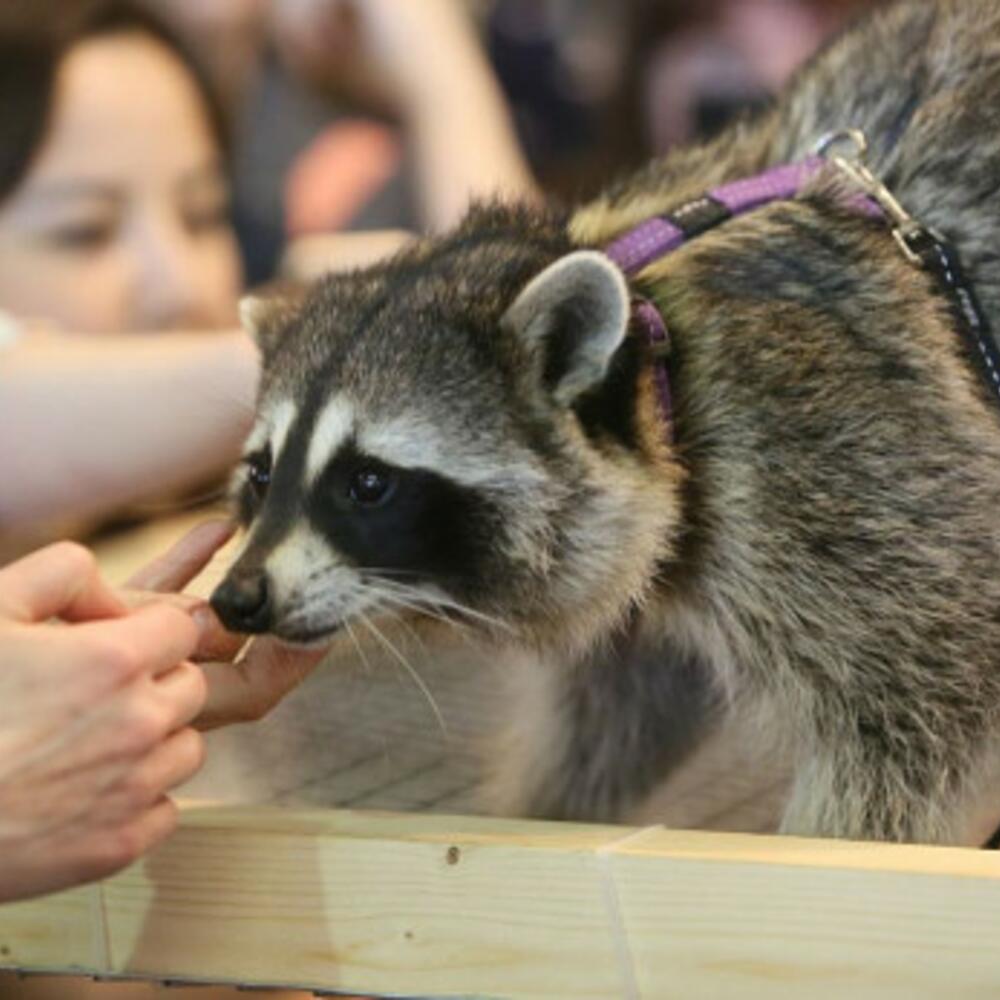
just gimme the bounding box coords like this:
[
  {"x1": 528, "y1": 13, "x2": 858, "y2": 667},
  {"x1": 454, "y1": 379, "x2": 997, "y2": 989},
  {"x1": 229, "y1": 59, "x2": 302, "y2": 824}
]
[
  {"x1": 0, "y1": 0, "x2": 256, "y2": 544},
  {"x1": 0, "y1": 0, "x2": 242, "y2": 332},
  {"x1": 0, "y1": 0, "x2": 536, "y2": 544}
]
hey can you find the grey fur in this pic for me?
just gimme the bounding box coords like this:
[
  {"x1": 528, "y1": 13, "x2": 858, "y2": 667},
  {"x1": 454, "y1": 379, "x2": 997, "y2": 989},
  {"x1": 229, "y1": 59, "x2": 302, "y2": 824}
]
[{"x1": 218, "y1": 0, "x2": 1000, "y2": 843}]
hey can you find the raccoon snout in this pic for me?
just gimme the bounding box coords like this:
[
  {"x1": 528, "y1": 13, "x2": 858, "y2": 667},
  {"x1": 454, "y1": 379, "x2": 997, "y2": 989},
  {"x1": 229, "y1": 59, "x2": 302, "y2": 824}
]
[{"x1": 211, "y1": 571, "x2": 273, "y2": 635}]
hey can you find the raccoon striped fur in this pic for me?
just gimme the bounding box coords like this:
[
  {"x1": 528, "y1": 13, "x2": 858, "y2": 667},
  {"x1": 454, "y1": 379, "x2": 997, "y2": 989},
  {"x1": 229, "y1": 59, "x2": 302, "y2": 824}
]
[{"x1": 213, "y1": 0, "x2": 1000, "y2": 844}]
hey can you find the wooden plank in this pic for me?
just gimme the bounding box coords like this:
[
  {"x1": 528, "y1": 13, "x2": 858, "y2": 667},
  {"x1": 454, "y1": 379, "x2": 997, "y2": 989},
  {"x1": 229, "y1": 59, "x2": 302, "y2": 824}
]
[
  {"x1": 0, "y1": 885, "x2": 99, "y2": 973},
  {"x1": 79, "y1": 806, "x2": 631, "y2": 998},
  {"x1": 2, "y1": 806, "x2": 1000, "y2": 998},
  {"x1": 610, "y1": 829, "x2": 1000, "y2": 1000}
]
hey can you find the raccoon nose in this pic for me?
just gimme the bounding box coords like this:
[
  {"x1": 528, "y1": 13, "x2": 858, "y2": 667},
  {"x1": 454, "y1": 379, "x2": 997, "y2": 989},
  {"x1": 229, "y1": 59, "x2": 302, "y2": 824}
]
[{"x1": 210, "y1": 572, "x2": 272, "y2": 634}]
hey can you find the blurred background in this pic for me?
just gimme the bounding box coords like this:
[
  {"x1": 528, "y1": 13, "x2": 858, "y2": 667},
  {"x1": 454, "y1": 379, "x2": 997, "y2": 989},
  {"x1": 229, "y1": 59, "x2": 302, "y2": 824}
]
[
  {"x1": 0, "y1": 0, "x2": 878, "y2": 333},
  {"x1": 152, "y1": 0, "x2": 873, "y2": 283}
]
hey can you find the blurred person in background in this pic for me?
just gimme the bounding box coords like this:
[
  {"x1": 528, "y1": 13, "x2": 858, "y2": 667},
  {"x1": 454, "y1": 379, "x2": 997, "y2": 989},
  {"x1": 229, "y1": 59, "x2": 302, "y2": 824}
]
[
  {"x1": 0, "y1": 2, "x2": 242, "y2": 334},
  {"x1": 141, "y1": 0, "x2": 538, "y2": 282},
  {"x1": 0, "y1": 0, "x2": 256, "y2": 548},
  {"x1": 630, "y1": 0, "x2": 870, "y2": 155},
  {"x1": 0, "y1": 0, "x2": 535, "y2": 548}
]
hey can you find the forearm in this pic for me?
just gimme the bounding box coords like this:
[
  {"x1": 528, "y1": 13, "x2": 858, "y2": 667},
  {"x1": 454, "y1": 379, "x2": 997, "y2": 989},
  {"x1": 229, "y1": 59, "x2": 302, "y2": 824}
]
[
  {"x1": 397, "y1": 8, "x2": 539, "y2": 229},
  {"x1": 271, "y1": 0, "x2": 539, "y2": 228},
  {"x1": 0, "y1": 331, "x2": 258, "y2": 531}
]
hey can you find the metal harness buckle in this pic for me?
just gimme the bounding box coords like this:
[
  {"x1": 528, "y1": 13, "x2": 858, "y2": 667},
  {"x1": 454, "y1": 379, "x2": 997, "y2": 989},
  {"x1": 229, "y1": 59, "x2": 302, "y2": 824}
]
[{"x1": 813, "y1": 128, "x2": 935, "y2": 267}]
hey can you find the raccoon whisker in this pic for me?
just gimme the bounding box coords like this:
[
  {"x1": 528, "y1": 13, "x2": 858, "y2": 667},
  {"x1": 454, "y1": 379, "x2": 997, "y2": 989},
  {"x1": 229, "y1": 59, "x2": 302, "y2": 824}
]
[
  {"x1": 363, "y1": 577, "x2": 495, "y2": 629},
  {"x1": 358, "y1": 574, "x2": 514, "y2": 634},
  {"x1": 387, "y1": 591, "x2": 510, "y2": 633},
  {"x1": 415, "y1": 593, "x2": 516, "y2": 635},
  {"x1": 359, "y1": 566, "x2": 426, "y2": 579},
  {"x1": 367, "y1": 596, "x2": 431, "y2": 654},
  {"x1": 340, "y1": 615, "x2": 372, "y2": 675},
  {"x1": 356, "y1": 610, "x2": 448, "y2": 738},
  {"x1": 365, "y1": 582, "x2": 471, "y2": 633},
  {"x1": 373, "y1": 612, "x2": 434, "y2": 674}
]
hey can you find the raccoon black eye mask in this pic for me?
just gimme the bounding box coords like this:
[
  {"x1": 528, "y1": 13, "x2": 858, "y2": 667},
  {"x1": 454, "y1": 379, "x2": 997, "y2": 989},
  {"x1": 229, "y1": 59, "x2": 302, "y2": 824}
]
[
  {"x1": 212, "y1": 0, "x2": 1000, "y2": 845},
  {"x1": 221, "y1": 433, "x2": 502, "y2": 639}
]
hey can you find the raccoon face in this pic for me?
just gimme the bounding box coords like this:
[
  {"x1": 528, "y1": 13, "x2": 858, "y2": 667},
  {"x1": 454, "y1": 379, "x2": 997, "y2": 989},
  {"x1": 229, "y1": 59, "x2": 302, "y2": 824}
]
[{"x1": 211, "y1": 211, "x2": 679, "y2": 649}]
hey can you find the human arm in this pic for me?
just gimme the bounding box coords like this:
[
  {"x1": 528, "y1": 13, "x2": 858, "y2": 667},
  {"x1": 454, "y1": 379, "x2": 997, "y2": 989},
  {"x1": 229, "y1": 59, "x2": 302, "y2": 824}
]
[
  {"x1": 272, "y1": 0, "x2": 540, "y2": 231},
  {"x1": 358, "y1": 0, "x2": 540, "y2": 229},
  {"x1": 0, "y1": 329, "x2": 258, "y2": 534}
]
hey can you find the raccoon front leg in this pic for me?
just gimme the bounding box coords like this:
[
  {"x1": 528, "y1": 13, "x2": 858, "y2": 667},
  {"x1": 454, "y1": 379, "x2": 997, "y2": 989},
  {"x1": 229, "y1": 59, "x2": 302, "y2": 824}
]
[{"x1": 484, "y1": 625, "x2": 720, "y2": 823}]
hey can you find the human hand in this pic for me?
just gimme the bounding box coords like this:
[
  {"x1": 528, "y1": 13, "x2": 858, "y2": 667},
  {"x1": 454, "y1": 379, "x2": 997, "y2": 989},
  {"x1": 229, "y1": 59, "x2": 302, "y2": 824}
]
[
  {"x1": 125, "y1": 520, "x2": 329, "y2": 731},
  {"x1": 0, "y1": 543, "x2": 207, "y2": 902}
]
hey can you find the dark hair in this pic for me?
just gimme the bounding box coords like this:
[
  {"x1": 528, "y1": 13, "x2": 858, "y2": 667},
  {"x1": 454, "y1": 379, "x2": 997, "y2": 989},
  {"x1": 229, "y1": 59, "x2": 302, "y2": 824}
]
[{"x1": 0, "y1": 0, "x2": 229, "y2": 203}]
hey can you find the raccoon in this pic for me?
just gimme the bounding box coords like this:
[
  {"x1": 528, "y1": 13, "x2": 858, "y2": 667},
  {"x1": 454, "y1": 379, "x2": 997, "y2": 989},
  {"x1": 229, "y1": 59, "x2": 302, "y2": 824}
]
[{"x1": 212, "y1": 0, "x2": 1000, "y2": 844}]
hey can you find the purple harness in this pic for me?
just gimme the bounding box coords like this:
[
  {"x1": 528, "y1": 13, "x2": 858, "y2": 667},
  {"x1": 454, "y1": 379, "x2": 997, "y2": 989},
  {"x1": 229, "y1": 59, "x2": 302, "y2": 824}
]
[
  {"x1": 606, "y1": 156, "x2": 838, "y2": 276},
  {"x1": 603, "y1": 134, "x2": 1000, "y2": 437}
]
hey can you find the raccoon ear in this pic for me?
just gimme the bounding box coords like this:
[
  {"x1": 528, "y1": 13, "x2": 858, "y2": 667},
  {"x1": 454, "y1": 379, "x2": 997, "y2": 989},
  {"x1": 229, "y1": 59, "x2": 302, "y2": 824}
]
[
  {"x1": 238, "y1": 291, "x2": 302, "y2": 358},
  {"x1": 503, "y1": 250, "x2": 630, "y2": 406}
]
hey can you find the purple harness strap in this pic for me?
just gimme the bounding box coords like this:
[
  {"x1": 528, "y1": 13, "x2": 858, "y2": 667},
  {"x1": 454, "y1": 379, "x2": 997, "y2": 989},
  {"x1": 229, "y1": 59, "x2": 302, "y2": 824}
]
[
  {"x1": 606, "y1": 156, "x2": 827, "y2": 275},
  {"x1": 604, "y1": 155, "x2": 880, "y2": 440},
  {"x1": 630, "y1": 298, "x2": 673, "y2": 433}
]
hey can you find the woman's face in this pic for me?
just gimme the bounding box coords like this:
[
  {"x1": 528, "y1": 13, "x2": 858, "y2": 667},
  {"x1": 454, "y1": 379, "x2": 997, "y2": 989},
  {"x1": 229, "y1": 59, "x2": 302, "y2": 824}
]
[{"x1": 0, "y1": 31, "x2": 242, "y2": 333}]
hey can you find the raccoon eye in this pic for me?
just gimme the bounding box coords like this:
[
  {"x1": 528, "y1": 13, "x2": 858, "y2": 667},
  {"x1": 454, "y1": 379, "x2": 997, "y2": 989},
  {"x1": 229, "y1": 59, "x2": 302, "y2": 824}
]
[
  {"x1": 348, "y1": 465, "x2": 396, "y2": 507},
  {"x1": 245, "y1": 448, "x2": 272, "y2": 499}
]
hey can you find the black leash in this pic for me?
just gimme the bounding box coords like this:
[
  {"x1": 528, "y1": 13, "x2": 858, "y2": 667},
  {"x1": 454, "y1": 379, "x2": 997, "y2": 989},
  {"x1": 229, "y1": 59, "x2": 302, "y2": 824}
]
[
  {"x1": 898, "y1": 227, "x2": 1000, "y2": 410},
  {"x1": 819, "y1": 128, "x2": 1000, "y2": 411}
]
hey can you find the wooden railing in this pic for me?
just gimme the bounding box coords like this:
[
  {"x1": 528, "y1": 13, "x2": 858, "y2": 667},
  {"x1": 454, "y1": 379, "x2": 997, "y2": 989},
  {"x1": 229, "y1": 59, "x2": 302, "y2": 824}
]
[{"x1": 2, "y1": 803, "x2": 999, "y2": 998}]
